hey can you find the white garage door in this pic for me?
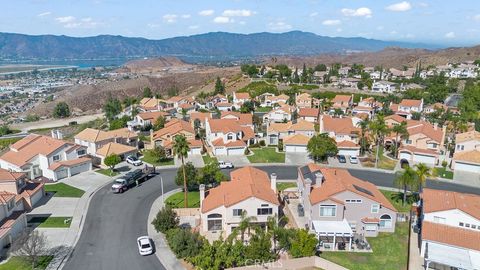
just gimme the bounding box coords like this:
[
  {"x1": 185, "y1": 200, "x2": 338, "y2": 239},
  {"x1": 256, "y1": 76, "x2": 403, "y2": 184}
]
[
  {"x1": 399, "y1": 152, "x2": 412, "y2": 161},
  {"x1": 56, "y1": 169, "x2": 68, "y2": 180},
  {"x1": 70, "y1": 162, "x2": 91, "y2": 176},
  {"x1": 454, "y1": 162, "x2": 480, "y2": 173},
  {"x1": 214, "y1": 147, "x2": 227, "y2": 156},
  {"x1": 285, "y1": 145, "x2": 307, "y2": 153},
  {"x1": 338, "y1": 149, "x2": 359, "y2": 156},
  {"x1": 189, "y1": 148, "x2": 202, "y2": 155},
  {"x1": 227, "y1": 147, "x2": 245, "y2": 155},
  {"x1": 413, "y1": 154, "x2": 436, "y2": 165}
]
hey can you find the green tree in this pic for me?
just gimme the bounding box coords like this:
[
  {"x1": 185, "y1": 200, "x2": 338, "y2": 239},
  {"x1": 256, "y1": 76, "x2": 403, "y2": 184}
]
[
  {"x1": 109, "y1": 115, "x2": 130, "y2": 130},
  {"x1": 103, "y1": 154, "x2": 121, "y2": 173},
  {"x1": 103, "y1": 96, "x2": 122, "y2": 121},
  {"x1": 245, "y1": 226, "x2": 275, "y2": 262},
  {"x1": 0, "y1": 125, "x2": 13, "y2": 136},
  {"x1": 153, "y1": 115, "x2": 166, "y2": 131},
  {"x1": 214, "y1": 77, "x2": 225, "y2": 95},
  {"x1": 391, "y1": 121, "x2": 409, "y2": 158},
  {"x1": 267, "y1": 215, "x2": 289, "y2": 254},
  {"x1": 151, "y1": 205, "x2": 179, "y2": 233},
  {"x1": 357, "y1": 119, "x2": 370, "y2": 155},
  {"x1": 234, "y1": 211, "x2": 257, "y2": 243},
  {"x1": 173, "y1": 135, "x2": 191, "y2": 208},
  {"x1": 150, "y1": 146, "x2": 167, "y2": 163},
  {"x1": 369, "y1": 115, "x2": 390, "y2": 168},
  {"x1": 314, "y1": 64, "x2": 327, "y2": 72},
  {"x1": 53, "y1": 102, "x2": 71, "y2": 118},
  {"x1": 143, "y1": 87, "x2": 153, "y2": 98},
  {"x1": 166, "y1": 228, "x2": 205, "y2": 259},
  {"x1": 199, "y1": 161, "x2": 226, "y2": 185},
  {"x1": 240, "y1": 100, "x2": 255, "y2": 113},
  {"x1": 174, "y1": 162, "x2": 197, "y2": 191},
  {"x1": 415, "y1": 163, "x2": 431, "y2": 193},
  {"x1": 289, "y1": 229, "x2": 318, "y2": 258},
  {"x1": 307, "y1": 134, "x2": 338, "y2": 162},
  {"x1": 394, "y1": 167, "x2": 417, "y2": 205}
]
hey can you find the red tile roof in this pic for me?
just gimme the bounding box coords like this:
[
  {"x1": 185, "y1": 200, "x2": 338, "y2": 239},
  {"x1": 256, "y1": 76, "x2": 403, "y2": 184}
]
[
  {"x1": 422, "y1": 221, "x2": 480, "y2": 251},
  {"x1": 422, "y1": 188, "x2": 480, "y2": 220}
]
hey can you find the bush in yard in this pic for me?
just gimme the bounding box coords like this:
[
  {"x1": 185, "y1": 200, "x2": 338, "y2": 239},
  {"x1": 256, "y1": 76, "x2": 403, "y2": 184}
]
[
  {"x1": 442, "y1": 160, "x2": 448, "y2": 168},
  {"x1": 307, "y1": 134, "x2": 338, "y2": 162},
  {"x1": 278, "y1": 140, "x2": 283, "y2": 151},
  {"x1": 150, "y1": 146, "x2": 167, "y2": 162},
  {"x1": 151, "y1": 206, "x2": 179, "y2": 233},
  {"x1": 259, "y1": 140, "x2": 266, "y2": 147},
  {"x1": 244, "y1": 148, "x2": 250, "y2": 155},
  {"x1": 166, "y1": 228, "x2": 205, "y2": 259},
  {"x1": 104, "y1": 154, "x2": 121, "y2": 172},
  {"x1": 174, "y1": 162, "x2": 198, "y2": 190},
  {"x1": 289, "y1": 229, "x2": 318, "y2": 258}
]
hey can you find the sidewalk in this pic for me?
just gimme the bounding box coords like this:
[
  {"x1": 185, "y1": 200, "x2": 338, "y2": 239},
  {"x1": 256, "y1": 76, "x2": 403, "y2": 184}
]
[{"x1": 147, "y1": 188, "x2": 186, "y2": 270}]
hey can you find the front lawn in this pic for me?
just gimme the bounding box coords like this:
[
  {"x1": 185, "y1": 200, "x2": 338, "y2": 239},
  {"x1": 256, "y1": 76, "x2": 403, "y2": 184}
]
[
  {"x1": 322, "y1": 222, "x2": 409, "y2": 270},
  {"x1": 29, "y1": 216, "x2": 72, "y2": 228},
  {"x1": 95, "y1": 168, "x2": 119, "y2": 177},
  {"x1": 165, "y1": 191, "x2": 200, "y2": 208},
  {"x1": 432, "y1": 167, "x2": 453, "y2": 179},
  {"x1": 247, "y1": 147, "x2": 285, "y2": 163},
  {"x1": 202, "y1": 154, "x2": 218, "y2": 165},
  {"x1": 361, "y1": 147, "x2": 397, "y2": 170},
  {"x1": 0, "y1": 256, "x2": 53, "y2": 270},
  {"x1": 277, "y1": 182, "x2": 297, "y2": 191},
  {"x1": 255, "y1": 106, "x2": 273, "y2": 112},
  {"x1": 141, "y1": 150, "x2": 175, "y2": 166},
  {"x1": 44, "y1": 183, "x2": 85, "y2": 198},
  {"x1": 380, "y1": 190, "x2": 418, "y2": 213}
]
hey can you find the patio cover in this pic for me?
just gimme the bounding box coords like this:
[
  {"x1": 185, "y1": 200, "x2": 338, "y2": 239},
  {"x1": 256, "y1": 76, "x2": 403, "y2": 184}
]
[
  {"x1": 426, "y1": 242, "x2": 480, "y2": 270},
  {"x1": 312, "y1": 219, "x2": 353, "y2": 236}
]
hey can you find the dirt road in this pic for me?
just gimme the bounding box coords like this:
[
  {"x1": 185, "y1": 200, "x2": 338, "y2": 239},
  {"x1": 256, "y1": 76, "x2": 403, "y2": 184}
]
[{"x1": 11, "y1": 113, "x2": 104, "y2": 132}]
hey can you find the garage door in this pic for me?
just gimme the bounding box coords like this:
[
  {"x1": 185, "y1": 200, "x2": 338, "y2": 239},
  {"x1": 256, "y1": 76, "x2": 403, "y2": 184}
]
[
  {"x1": 454, "y1": 162, "x2": 480, "y2": 173},
  {"x1": 190, "y1": 148, "x2": 202, "y2": 155},
  {"x1": 399, "y1": 152, "x2": 412, "y2": 161},
  {"x1": 56, "y1": 169, "x2": 68, "y2": 180},
  {"x1": 413, "y1": 154, "x2": 436, "y2": 165},
  {"x1": 214, "y1": 147, "x2": 227, "y2": 156},
  {"x1": 285, "y1": 145, "x2": 307, "y2": 153},
  {"x1": 227, "y1": 147, "x2": 245, "y2": 155},
  {"x1": 338, "y1": 149, "x2": 359, "y2": 156},
  {"x1": 70, "y1": 162, "x2": 91, "y2": 176}
]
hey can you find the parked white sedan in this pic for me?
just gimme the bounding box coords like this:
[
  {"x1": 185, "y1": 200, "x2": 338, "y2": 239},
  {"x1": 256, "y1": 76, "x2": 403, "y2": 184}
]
[
  {"x1": 137, "y1": 236, "x2": 153, "y2": 256},
  {"x1": 218, "y1": 161, "x2": 234, "y2": 169},
  {"x1": 127, "y1": 156, "x2": 143, "y2": 166},
  {"x1": 349, "y1": 156, "x2": 359, "y2": 164}
]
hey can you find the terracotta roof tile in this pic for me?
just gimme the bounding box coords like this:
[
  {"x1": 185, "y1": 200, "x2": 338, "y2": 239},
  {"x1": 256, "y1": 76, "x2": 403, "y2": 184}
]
[
  {"x1": 399, "y1": 99, "x2": 422, "y2": 107},
  {"x1": 283, "y1": 134, "x2": 310, "y2": 145},
  {"x1": 235, "y1": 92, "x2": 251, "y2": 100},
  {"x1": 422, "y1": 188, "x2": 480, "y2": 220},
  {"x1": 48, "y1": 157, "x2": 91, "y2": 171},
  {"x1": 96, "y1": 142, "x2": 137, "y2": 157},
  {"x1": 453, "y1": 149, "x2": 480, "y2": 164},
  {"x1": 220, "y1": 112, "x2": 253, "y2": 126},
  {"x1": 298, "y1": 108, "x2": 319, "y2": 118},
  {"x1": 321, "y1": 115, "x2": 360, "y2": 135},
  {"x1": 137, "y1": 111, "x2": 168, "y2": 121},
  {"x1": 399, "y1": 145, "x2": 438, "y2": 156},
  {"x1": 422, "y1": 221, "x2": 480, "y2": 251},
  {"x1": 456, "y1": 130, "x2": 480, "y2": 143},
  {"x1": 75, "y1": 128, "x2": 137, "y2": 143},
  {"x1": 0, "y1": 168, "x2": 25, "y2": 182},
  {"x1": 337, "y1": 140, "x2": 360, "y2": 148},
  {"x1": 153, "y1": 119, "x2": 194, "y2": 140}
]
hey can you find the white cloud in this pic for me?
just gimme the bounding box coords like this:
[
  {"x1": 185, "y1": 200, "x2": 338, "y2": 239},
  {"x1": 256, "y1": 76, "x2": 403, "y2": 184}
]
[
  {"x1": 445, "y1": 32, "x2": 455, "y2": 38},
  {"x1": 322, "y1": 19, "x2": 341, "y2": 26},
  {"x1": 199, "y1": 10, "x2": 214, "y2": 16},
  {"x1": 386, "y1": 1, "x2": 412, "y2": 12},
  {"x1": 404, "y1": 33, "x2": 415, "y2": 39},
  {"x1": 188, "y1": 25, "x2": 199, "y2": 30},
  {"x1": 163, "y1": 14, "x2": 178, "y2": 23},
  {"x1": 222, "y1": 9, "x2": 254, "y2": 17},
  {"x1": 474, "y1": 14, "x2": 480, "y2": 21},
  {"x1": 341, "y1": 7, "x2": 372, "y2": 18},
  {"x1": 37, "y1": 11, "x2": 51, "y2": 17},
  {"x1": 268, "y1": 21, "x2": 292, "y2": 31},
  {"x1": 310, "y1": 12, "x2": 318, "y2": 17},
  {"x1": 213, "y1": 16, "x2": 232, "y2": 24},
  {"x1": 181, "y1": 14, "x2": 191, "y2": 19},
  {"x1": 55, "y1": 16, "x2": 75, "y2": 23}
]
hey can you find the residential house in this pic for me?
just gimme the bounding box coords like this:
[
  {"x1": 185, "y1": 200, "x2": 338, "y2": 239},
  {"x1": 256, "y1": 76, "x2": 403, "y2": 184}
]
[
  {"x1": 389, "y1": 68, "x2": 415, "y2": 79},
  {"x1": 263, "y1": 104, "x2": 295, "y2": 123},
  {"x1": 283, "y1": 134, "x2": 310, "y2": 153},
  {"x1": 206, "y1": 94, "x2": 228, "y2": 109},
  {"x1": 296, "y1": 93, "x2": 313, "y2": 108},
  {"x1": 339, "y1": 78, "x2": 360, "y2": 89},
  {"x1": 320, "y1": 115, "x2": 361, "y2": 156},
  {"x1": 232, "y1": 92, "x2": 251, "y2": 107},
  {"x1": 167, "y1": 96, "x2": 190, "y2": 109},
  {"x1": 199, "y1": 166, "x2": 280, "y2": 240},
  {"x1": 352, "y1": 97, "x2": 378, "y2": 119},
  {"x1": 399, "y1": 83, "x2": 425, "y2": 92},
  {"x1": 452, "y1": 131, "x2": 480, "y2": 173},
  {"x1": 330, "y1": 95, "x2": 354, "y2": 114},
  {"x1": 205, "y1": 118, "x2": 255, "y2": 156},
  {"x1": 0, "y1": 192, "x2": 28, "y2": 255},
  {"x1": 419, "y1": 189, "x2": 480, "y2": 270},
  {"x1": 138, "y1": 97, "x2": 169, "y2": 112},
  {"x1": 127, "y1": 111, "x2": 170, "y2": 130},
  {"x1": 0, "y1": 169, "x2": 44, "y2": 211},
  {"x1": 424, "y1": 103, "x2": 448, "y2": 114},
  {"x1": 313, "y1": 71, "x2": 327, "y2": 83},
  {"x1": 372, "y1": 81, "x2": 397, "y2": 93},
  {"x1": 1, "y1": 133, "x2": 92, "y2": 181},
  {"x1": 190, "y1": 112, "x2": 212, "y2": 129},
  {"x1": 261, "y1": 94, "x2": 289, "y2": 107},
  {"x1": 267, "y1": 120, "x2": 315, "y2": 146},
  {"x1": 151, "y1": 119, "x2": 203, "y2": 156},
  {"x1": 395, "y1": 99, "x2": 424, "y2": 119},
  {"x1": 297, "y1": 164, "x2": 397, "y2": 250},
  {"x1": 220, "y1": 112, "x2": 253, "y2": 129},
  {"x1": 215, "y1": 102, "x2": 235, "y2": 112},
  {"x1": 298, "y1": 108, "x2": 319, "y2": 123}
]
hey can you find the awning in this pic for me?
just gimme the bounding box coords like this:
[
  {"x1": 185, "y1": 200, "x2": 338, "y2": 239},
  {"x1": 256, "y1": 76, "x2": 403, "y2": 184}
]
[
  {"x1": 426, "y1": 242, "x2": 479, "y2": 270},
  {"x1": 311, "y1": 219, "x2": 353, "y2": 237}
]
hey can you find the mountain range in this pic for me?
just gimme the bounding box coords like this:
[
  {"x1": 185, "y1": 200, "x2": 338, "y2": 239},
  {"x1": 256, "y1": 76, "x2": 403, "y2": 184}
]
[{"x1": 0, "y1": 31, "x2": 438, "y2": 63}]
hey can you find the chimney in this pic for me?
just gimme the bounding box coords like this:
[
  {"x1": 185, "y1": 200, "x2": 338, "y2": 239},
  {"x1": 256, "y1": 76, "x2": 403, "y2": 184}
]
[
  {"x1": 51, "y1": 130, "x2": 57, "y2": 139},
  {"x1": 199, "y1": 184, "x2": 206, "y2": 208},
  {"x1": 56, "y1": 130, "x2": 63, "y2": 140},
  {"x1": 270, "y1": 173, "x2": 277, "y2": 192},
  {"x1": 315, "y1": 172, "x2": 323, "y2": 187},
  {"x1": 305, "y1": 178, "x2": 312, "y2": 198}
]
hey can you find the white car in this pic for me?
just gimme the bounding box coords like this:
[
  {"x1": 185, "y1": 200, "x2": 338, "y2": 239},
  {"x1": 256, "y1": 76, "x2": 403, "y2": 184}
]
[
  {"x1": 218, "y1": 161, "x2": 234, "y2": 169},
  {"x1": 349, "y1": 156, "x2": 359, "y2": 164},
  {"x1": 126, "y1": 156, "x2": 143, "y2": 166},
  {"x1": 137, "y1": 236, "x2": 153, "y2": 256}
]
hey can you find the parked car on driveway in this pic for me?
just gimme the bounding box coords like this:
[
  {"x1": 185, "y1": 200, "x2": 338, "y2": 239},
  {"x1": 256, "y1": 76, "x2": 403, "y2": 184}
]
[
  {"x1": 349, "y1": 156, "x2": 358, "y2": 164},
  {"x1": 126, "y1": 155, "x2": 143, "y2": 166},
  {"x1": 137, "y1": 236, "x2": 153, "y2": 256},
  {"x1": 338, "y1": 155, "x2": 346, "y2": 163},
  {"x1": 218, "y1": 161, "x2": 234, "y2": 169}
]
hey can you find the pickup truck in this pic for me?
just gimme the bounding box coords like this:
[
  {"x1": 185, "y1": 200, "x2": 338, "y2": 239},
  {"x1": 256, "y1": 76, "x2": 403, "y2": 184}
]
[
  {"x1": 218, "y1": 161, "x2": 234, "y2": 169},
  {"x1": 111, "y1": 169, "x2": 144, "y2": 193}
]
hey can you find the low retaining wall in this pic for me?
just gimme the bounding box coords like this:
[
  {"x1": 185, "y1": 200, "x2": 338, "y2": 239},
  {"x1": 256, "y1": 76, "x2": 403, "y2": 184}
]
[{"x1": 226, "y1": 256, "x2": 348, "y2": 270}]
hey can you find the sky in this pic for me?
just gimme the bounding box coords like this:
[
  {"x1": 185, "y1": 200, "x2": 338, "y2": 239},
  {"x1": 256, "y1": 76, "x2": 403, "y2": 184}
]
[{"x1": 1, "y1": 0, "x2": 480, "y2": 46}]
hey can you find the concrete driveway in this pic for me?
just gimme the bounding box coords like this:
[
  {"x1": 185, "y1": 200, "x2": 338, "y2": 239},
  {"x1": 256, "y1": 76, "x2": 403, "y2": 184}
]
[
  {"x1": 175, "y1": 155, "x2": 204, "y2": 167},
  {"x1": 285, "y1": 152, "x2": 313, "y2": 165},
  {"x1": 453, "y1": 170, "x2": 480, "y2": 187},
  {"x1": 328, "y1": 155, "x2": 363, "y2": 169},
  {"x1": 216, "y1": 155, "x2": 250, "y2": 166}
]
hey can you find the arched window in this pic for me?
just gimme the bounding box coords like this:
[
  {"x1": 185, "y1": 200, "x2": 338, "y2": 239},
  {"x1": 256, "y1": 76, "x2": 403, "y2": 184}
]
[
  {"x1": 207, "y1": 213, "x2": 222, "y2": 219},
  {"x1": 379, "y1": 214, "x2": 392, "y2": 228},
  {"x1": 207, "y1": 213, "x2": 223, "y2": 231}
]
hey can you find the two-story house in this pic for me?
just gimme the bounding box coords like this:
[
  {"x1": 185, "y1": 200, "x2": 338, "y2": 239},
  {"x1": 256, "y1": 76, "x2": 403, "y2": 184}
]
[
  {"x1": 206, "y1": 94, "x2": 228, "y2": 109},
  {"x1": 127, "y1": 111, "x2": 170, "y2": 130},
  {"x1": 267, "y1": 120, "x2": 315, "y2": 146},
  {"x1": 419, "y1": 189, "x2": 480, "y2": 270},
  {"x1": 261, "y1": 94, "x2": 289, "y2": 107},
  {"x1": 1, "y1": 133, "x2": 92, "y2": 181},
  {"x1": 298, "y1": 108, "x2": 319, "y2": 123},
  {"x1": 395, "y1": 99, "x2": 424, "y2": 119},
  {"x1": 151, "y1": 119, "x2": 202, "y2": 156},
  {"x1": 262, "y1": 104, "x2": 295, "y2": 123},
  {"x1": 320, "y1": 115, "x2": 361, "y2": 156},
  {"x1": 296, "y1": 93, "x2": 313, "y2": 108},
  {"x1": 190, "y1": 112, "x2": 212, "y2": 129},
  {"x1": 330, "y1": 95, "x2": 353, "y2": 114},
  {"x1": 0, "y1": 191, "x2": 28, "y2": 255},
  {"x1": 138, "y1": 97, "x2": 169, "y2": 112},
  {"x1": 452, "y1": 131, "x2": 480, "y2": 173},
  {"x1": 220, "y1": 112, "x2": 253, "y2": 129},
  {"x1": 352, "y1": 97, "x2": 381, "y2": 119},
  {"x1": 372, "y1": 81, "x2": 397, "y2": 93},
  {"x1": 0, "y1": 169, "x2": 44, "y2": 211},
  {"x1": 199, "y1": 166, "x2": 280, "y2": 241},
  {"x1": 232, "y1": 92, "x2": 251, "y2": 107},
  {"x1": 205, "y1": 118, "x2": 254, "y2": 156},
  {"x1": 297, "y1": 164, "x2": 397, "y2": 250}
]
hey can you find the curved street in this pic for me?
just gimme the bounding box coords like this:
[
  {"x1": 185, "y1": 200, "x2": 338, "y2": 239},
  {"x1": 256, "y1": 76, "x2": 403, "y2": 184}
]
[{"x1": 64, "y1": 165, "x2": 480, "y2": 270}]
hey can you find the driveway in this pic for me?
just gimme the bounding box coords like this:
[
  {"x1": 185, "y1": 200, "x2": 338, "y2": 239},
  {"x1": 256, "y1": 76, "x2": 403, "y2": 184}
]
[
  {"x1": 328, "y1": 156, "x2": 363, "y2": 169},
  {"x1": 285, "y1": 152, "x2": 313, "y2": 165},
  {"x1": 63, "y1": 170, "x2": 113, "y2": 191},
  {"x1": 216, "y1": 155, "x2": 250, "y2": 166},
  {"x1": 453, "y1": 170, "x2": 480, "y2": 187},
  {"x1": 175, "y1": 155, "x2": 204, "y2": 167}
]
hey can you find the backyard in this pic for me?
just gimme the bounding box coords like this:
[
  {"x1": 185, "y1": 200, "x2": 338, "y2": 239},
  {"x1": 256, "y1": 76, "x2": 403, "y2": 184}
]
[
  {"x1": 247, "y1": 147, "x2": 285, "y2": 163},
  {"x1": 165, "y1": 191, "x2": 200, "y2": 208},
  {"x1": 44, "y1": 183, "x2": 85, "y2": 198},
  {"x1": 322, "y1": 222, "x2": 409, "y2": 270},
  {"x1": 380, "y1": 189, "x2": 418, "y2": 213},
  {"x1": 141, "y1": 150, "x2": 174, "y2": 166}
]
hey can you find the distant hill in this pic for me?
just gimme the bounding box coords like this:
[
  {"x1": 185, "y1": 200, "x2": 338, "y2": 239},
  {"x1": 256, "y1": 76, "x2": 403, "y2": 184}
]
[{"x1": 0, "y1": 31, "x2": 437, "y2": 63}]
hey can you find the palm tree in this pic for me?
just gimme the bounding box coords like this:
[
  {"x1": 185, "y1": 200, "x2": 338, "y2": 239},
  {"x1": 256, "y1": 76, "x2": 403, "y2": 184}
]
[
  {"x1": 369, "y1": 115, "x2": 390, "y2": 168},
  {"x1": 238, "y1": 210, "x2": 257, "y2": 243},
  {"x1": 267, "y1": 214, "x2": 289, "y2": 254},
  {"x1": 394, "y1": 167, "x2": 417, "y2": 205},
  {"x1": 172, "y1": 135, "x2": 190, "y2": 208},
  {"x1": 357, "y1": 119, "x2": 370, "y2": 156},
  {"x1": 391, "y1": 121, "x2": 409, "y2": 158},
  {"x1": 415, "y1": 163, "x2": 431, "y2": 193}
]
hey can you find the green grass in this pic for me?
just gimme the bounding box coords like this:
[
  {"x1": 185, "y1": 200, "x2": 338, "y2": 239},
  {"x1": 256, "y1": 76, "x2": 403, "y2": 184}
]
[
  {"x1": 277, "y1": 182, "x2": 297, "y2": 191},
  {"x1": 255, "y1": 106, "x2": 273, "y2": 112},
  {"x1": 44, "y1": 183, "x2": 85, "y2": 198},
  {"x1": 141, "y1": 150, "x2": 175, "y2": 166},
  {"x1": 29, "y1": 216, "x2": 72, "y2": 228},
  {"x1": 380, "y1": 190, "x2": 418, "y2": 213},
  {"x1": 0, "y1": 256, "x2": 53, "y2": 270},
  {"x1": 247, "y1": 147, "x2": 285, "y2": 163},
  {"x1": 202, "y1": 154, "x2": 218, "y2": 165},
  {"x1": 361, "y1": 147, "x2": 397, "y2": 171},
  {"x1": 165, "y1": 191, "x2": 200, "y2": 208},
  {"x1": 95, "y1": 168, "x2": 119, "y2": 176},
  {"x1": 322, "y1": 222, "x2": 409, "y2": 270},
  {"x1": 432, "y1": 167, "x2": 453, "y2": 179}
]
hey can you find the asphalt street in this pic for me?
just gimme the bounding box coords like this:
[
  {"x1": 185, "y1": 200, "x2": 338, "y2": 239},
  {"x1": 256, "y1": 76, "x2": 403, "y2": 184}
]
[{"x1": 64, "y1": 165, "x2": 480, "y2": 270}]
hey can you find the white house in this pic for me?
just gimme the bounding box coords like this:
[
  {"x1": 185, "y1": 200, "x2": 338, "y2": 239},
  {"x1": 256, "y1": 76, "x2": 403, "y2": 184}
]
[
  {"x1": 262, "y1": 104, "x2": 294, "y2": 123},
  {"x1": 205, "y1": 118, "x2": 254, "y2": 156},
  {"x1": 372, "y1": 81, "x2": 397, "y2": 93}
]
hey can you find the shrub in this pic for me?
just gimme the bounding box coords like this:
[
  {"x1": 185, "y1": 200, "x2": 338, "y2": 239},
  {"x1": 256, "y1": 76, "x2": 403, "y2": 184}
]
[
  {"x1": 259, "y1": 140, "x2": 266, "y2": 147},
  {"x1": 166, "y1": 228, "x2": 205, "y2": 259},
  {"x1": 151, "y1": 206, "x2": 179, "y2": 233},
  {"x1": 278, "y1": 141, "x2": 283, "y2": 151},
  {"x1": 244, "y1": 148, "x2": 250, "y2": 155},
  {"x1": 289, "y1": 229, "x2": 318, "y2": 258},
  {"x1": 442, "y1": 160, "x2": 448, "y2": 168}
]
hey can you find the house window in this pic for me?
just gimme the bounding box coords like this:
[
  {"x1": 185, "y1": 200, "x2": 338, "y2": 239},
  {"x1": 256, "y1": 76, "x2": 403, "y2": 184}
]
[
  {"x1": 52, "y1": 155, "x2": 60, "y2": 161},
  {"x1": 365, "y1": 224, "x2": 377, "y2": 231},
  {"x1": 319, "y1": 205, "x2": 336, "y2": 217},
  {"x1": 472, "y1": 225, "x2": 477, "y2": 229},
  {"x1": 257, "y1": 208, "x2": 273, "y2": 215},
  {"x1": 456, "y1": 145, "x2": 464, "y2": 151},
  {"x1": 7, "y1": 200, "x2": 14, "y2": 211},
  {"x1": 459, "y1": 222, "x2": 464, "y2": 227},
  {"x1": 371, "y1": 204, "x2": 380, "y2": 213},
  {"x1": 207, "y1": 213, "x2": 223, "y2": 231},
  {"x1": 405, "y1": 139, "x2": 412, "y2": 144},
  {"x1": 346, "y1": 199, "x2": 362, "y2": 203},
  {"x1": 433, "y1": 216, "x2": 446, "y2": 224},
  {"x1": 77, "y1": 150, "x2": 86, "y2": 156},
  {"x1": 379, "y1": 214, "x2": 392, "y2": 228},
  {"x1": 227, "y1": 134, "x2": 233, "y2": 140},
  {"x1": 233, "y1": 209, "x2": 243, "y2": 217},
  {"x1": 465, "y1": 224, "x2": 471, "y2": 228}
]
